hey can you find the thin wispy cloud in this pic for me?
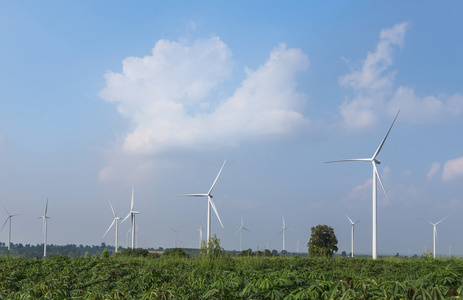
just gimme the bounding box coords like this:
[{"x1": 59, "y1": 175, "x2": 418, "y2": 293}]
[{"x1": 339, "y1": 22, "x2": 408, "y2": 130}]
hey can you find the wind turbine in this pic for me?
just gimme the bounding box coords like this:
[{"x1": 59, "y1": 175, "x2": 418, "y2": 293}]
[
  {"x1": 346, "y1": 215, "x2": 360, "y2": 258},
  {"x1": 173, "y1": 160, "x2": 226, "y2": 245},
  {"x1": 235, "y1": 215, "x2": 250, "y2": 251},
  {"x1": 326, "y1": 110, "x2": 400, "y2": 259},
  {"x1": 39, "y1": 199, "x2": 50, "y2": 257},
  {"x1": 278, "y1": 216, "x2": 295, "y2": 251},
  {"x1": 169, "y1": 227, "x2": 178, "y2": 248},
  {"x1": 198, "y1": 222, "x2": 203, "y2": 249},
  {"x1": 296, "y1": 239, "x2": 301, "y2": 254},
  {"x1": 419, "y1": 216, "x2": 448, "y2": 258},
  {"x1": 1, "y1": 204, "x2": 20, "y2": 251},
  {"x1": 122, "y1": 185, "x2": 139, "y2": 249},
  {"x1": 103, "y1": 199, "x2": 121, "y2": 253}
]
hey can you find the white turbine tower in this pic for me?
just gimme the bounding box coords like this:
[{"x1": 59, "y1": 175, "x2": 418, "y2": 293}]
[
  {"x1": 326, "y1": 110, "x2": 399, "y2": 259},
  {"x1": 296, "y1": 239, "x2": 301, "y2": 254},
  {"x1": 173, "y1": 160, "x2": 226, "y2": 245},
  {"x1": 198, "y1": 222, "x2": 203, "y2": 249},
  {"x1": 346, "y1": 215, "x2": 360, "y2": 258},
  {"x1": 169, "y1": 227, "x2": 178, "y2": 248},
  {"x1": 39, "y1": 199, "x2": 50, "y2": 257},
  {"x1": 103, "y1": 199, "x2": 121, "y2": 253},
  {"x1": 1, "y1": 204, "x2": 20, "y2": 251},
  {"x1": 235, "y1": 215, "x2": 250, "y2": 251},
  {"x1": 419, "y1": 216, "x2": 448, "y2": 258},
  {"x1": 278, "y1": 216, "x2": 295, "y2": 251},
  {"x1": 122, "y1": 185, "x2": 139, "y2": 249}
]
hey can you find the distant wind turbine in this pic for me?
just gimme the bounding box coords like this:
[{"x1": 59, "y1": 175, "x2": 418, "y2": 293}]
[
  {"x1": 122, "y1": 185, "x2": 139, "y2": 249},
  {"x1": 235, "y1": 215, "x2": 250, "y2": 251},
  {"x1": 39, "y1": 199, "x2": 50, "y2": 257},
  {"x1": 419, "y1": 216, "x2": 448, "y2": 258},
  {"x1": 278, "y1": 216, "x2": 295, "y2": 251},
  {"x1": 346, "y1": 215, "x2": 360, "y2": 258},
  {"x1": 173, "y1": 160, "x2": 226, "y2": 245},
  {"x1": 296, "y1": 239, "x2": 301, "y2": 254},
  {"x1": 169, "y1": 227, "x2": 179, "y2": 248},
  {"x1": 326, "y1": 110, "x2": 400, "y2": 259},
  {"x1": 1, "y1": 204, "x2": 20, "y2": 251},
  {"x1": 198, "y1": 222, "x2": 203, "y2": 249},
  {"x1": 103, "y1": 199, "x2": 121, "y2": 253}
]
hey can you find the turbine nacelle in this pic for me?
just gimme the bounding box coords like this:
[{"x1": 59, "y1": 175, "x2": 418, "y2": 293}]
[{"x1": 374, "y1": 159, "x2": 381, "y2": 164}]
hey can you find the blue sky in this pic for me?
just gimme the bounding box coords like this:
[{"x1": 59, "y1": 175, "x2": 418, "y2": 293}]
[{"x1": 1, "y1": 1, "x2": 463, "y2": 256}]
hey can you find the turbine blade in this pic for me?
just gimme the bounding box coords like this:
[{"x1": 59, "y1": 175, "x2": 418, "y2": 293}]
[
  {"x1": 243, "y1": 227, "x2": 251, "y2": 233},
  {"x1": 418, "y1": 217, "x2": 434, "y2": 226},
  {"x1": 436, "y1": 215, "x2": 449, "y2": 225},
  {"x1": 325, "y1": 159, "x2": 371, "y2": 164},
  {"x1": 374, "y1": 163, "x2": 389, "y2": 202},
  {"x1": 208, "y1": 160, "x2": 226, "y2": 196},
  {"x1": 172, "y1": 194, "x2": 208, "y2": 197},
  {"x1": 346, "y1": 214, "x2": 354, "y2": 224},
  {"x1": 209, "y1": 197, "x2": 224, "y2": 228},
  {"x1": 1, "y1": 204, "x2": 10, "y2": 216},
  {"x1": 122, "y1": 212, "x2": 131, "y2": 223},
  {"x1": 353, "y1": 220, "x2": 360, "y2": 225},
  {"x1": 1, "y1": 218, "x2": 8, "y2": 231},
  {"x1": 372, "y1": 110, "x2": 400, "y2": 160},
  {"x1": 277, "y1": 229, "x2": 283, "y2": 237},
  {"x1": 282, "y1": 216, "x2": 285, "y2": 227},
  {"x1": 288, "y1": 227, "x2": 296, "y2": 232},
  {"x1": 235, "y1": 228, "x2": 241, "y2": 234},
  {"x1": 131, "y1": 185, "x2": 134, "y2": 211},
  {"x1": 108, "y1": 199, "x2": 116, "y2": 217},
  {"x1": 44, "y1": 199, "x2": 48, "y2": 216},
  {"x1": 103, "y1": 219, "x2": 116, "y2": 238}
]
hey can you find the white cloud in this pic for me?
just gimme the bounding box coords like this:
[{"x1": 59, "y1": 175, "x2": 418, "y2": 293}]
[
  {"x1": 442, "y1": 157, "x2": 463, "y2": 182},
  {"x1": 388, "y1": 87, "x2": 463, "y2": 124},
  {"x1": 99, "y1": 38, "x2": 310, "y2": 181},
  {"x1": 339, "y1": 22, "x2": 408, "y2": 130},
  {"x1": 426, "y1": 162, "x2": 441, "y2": 181}
]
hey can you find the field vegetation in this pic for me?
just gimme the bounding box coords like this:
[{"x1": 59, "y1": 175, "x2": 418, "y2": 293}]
[{"x1": 1, "y1": 250, "x2": 463, "y2": 299}]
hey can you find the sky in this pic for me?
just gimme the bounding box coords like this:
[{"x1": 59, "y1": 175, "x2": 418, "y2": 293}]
[{"x1": 1, "y1": 1, "x2": 463, "y2": 256}]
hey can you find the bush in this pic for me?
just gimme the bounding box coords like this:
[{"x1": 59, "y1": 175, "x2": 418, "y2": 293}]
[{"x1": 162, "y1": 248, "x2": 189, "y2": 258}]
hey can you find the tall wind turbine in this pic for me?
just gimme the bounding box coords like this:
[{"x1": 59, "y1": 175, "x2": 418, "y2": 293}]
[
  {"x1": 235, "y1": 215, "x2": 250, "y2": 251},
  {"x1": 169, "y1": 227, "x2": 178, "y2": 248},
  {"x1": 346, "y1": 215, "x2": 360, "y2": 258},
  {"x1": 39, "y1": 199, "x2": 50, "y2": 257},
  {"x1": 278, "y1": 216, "x2": 295, "y2": 251},
  {"x1": 419, "y1": 216, "x2": 448, "y2": 258},
  {"x1": 122, "y1": 185, "x2": 139, "y2": 249},
  {"x1": 173, "y1": 160, "x2": 226, "y2": 245},
  {"x1": 103, "y1": 199, "x2": 121, "y2": 253},
  {"x1": 1, "y1": 204, "x2": 20, "y2": 251},
  {"x1": 198, "y1": 222, "x2": 203, "y2": 249},
  {"x1": 326, "y1": 110, "x2": 399, "y2": 259}
]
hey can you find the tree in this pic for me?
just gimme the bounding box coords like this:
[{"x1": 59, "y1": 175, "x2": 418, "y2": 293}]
[
  {"x1": 199, "y1": 234, "x2": 224, "y2": 258},
  {"x1": 308, "y1": 224, "x2": 338, "y2": 258}
]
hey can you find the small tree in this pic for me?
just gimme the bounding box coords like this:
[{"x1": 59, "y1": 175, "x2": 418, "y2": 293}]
[
  {"x1": 101, "y1": 248, "x2": 109, "y2": 259},
  {"x1": 308, "y1": 224, "x2": 338, "y2": 258},
  {"x1": 199, "y1": 234, "x2": 224, "y2": 258}
]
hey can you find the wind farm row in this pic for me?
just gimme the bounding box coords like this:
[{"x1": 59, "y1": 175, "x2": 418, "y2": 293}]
[{"x1": 0, "y1": 109, "x2": 452, "y2": 258}]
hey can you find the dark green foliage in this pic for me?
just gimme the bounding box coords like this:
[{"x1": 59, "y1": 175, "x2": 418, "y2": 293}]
[
  {"x1": 1, "y1": 254, "x2": 463, "y2": 298},
  {"x1": 308, "y1": 224, "x2": 338, "y2": 258},
  {"x1": 117, "y1": 248, "x2": 160, "y2": 258},
  {"x1": 162, "y1": 248, "x2": 189, "y2": 258}
]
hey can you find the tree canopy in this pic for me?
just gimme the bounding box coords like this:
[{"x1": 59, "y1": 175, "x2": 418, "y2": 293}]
[{"x1": 308, "y1": 224, "x2": 338, "y2": 258}]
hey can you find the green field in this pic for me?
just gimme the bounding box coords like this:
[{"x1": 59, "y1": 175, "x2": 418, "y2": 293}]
[{"x1": 1, "y1": 254, "x2": 462, "y2": 299}]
